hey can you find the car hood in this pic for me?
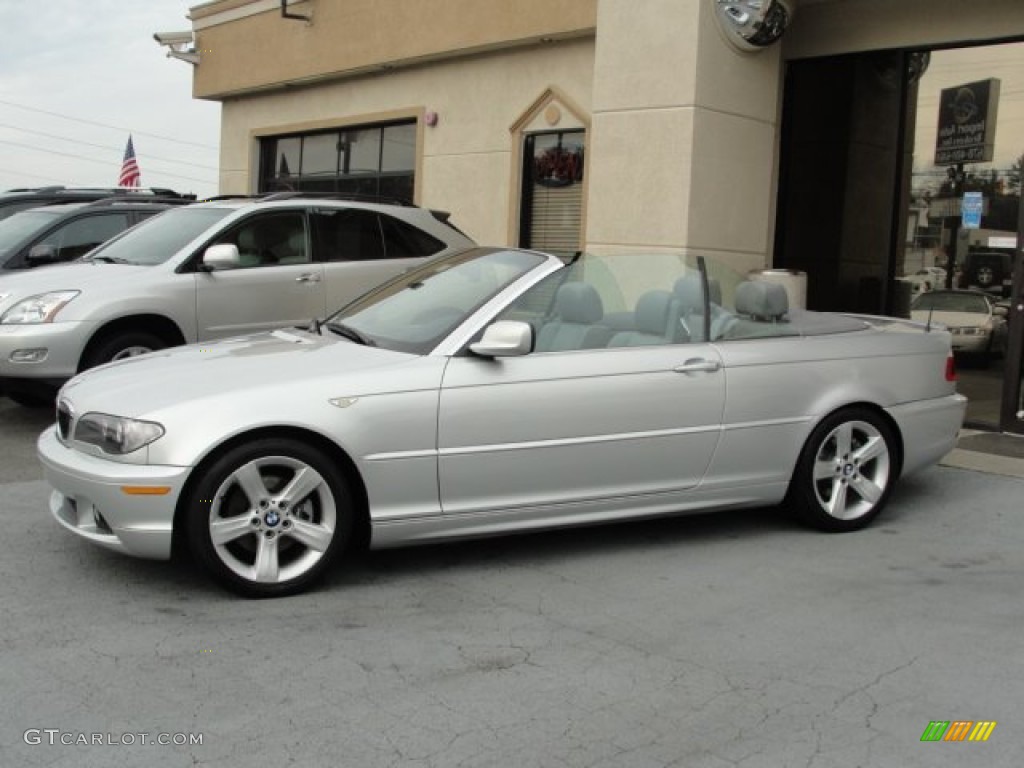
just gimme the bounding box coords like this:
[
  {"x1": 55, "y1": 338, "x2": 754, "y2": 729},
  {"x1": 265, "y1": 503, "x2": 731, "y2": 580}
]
[
  {"x1": 59, "y1": 328, "x2": 420, "y2": 417},
  {"x1": 910, "y1": 310, "x2": 987, "y2": 328},
  {"x1": 0, "y1": 261, "x2": 154, "y2": 306}
]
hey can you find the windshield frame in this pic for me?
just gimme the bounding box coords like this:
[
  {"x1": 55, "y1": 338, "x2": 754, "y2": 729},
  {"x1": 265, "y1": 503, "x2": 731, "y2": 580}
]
[
  {"x1": 911, "y1": 291, "x2": 991, "y2": 314},
  {"x1": 323, "y1": 247, "x2": 562, "y2": 356}
]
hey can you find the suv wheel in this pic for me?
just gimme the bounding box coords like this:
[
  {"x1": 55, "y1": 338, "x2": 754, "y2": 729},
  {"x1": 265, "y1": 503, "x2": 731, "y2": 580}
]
[{"x1": 83, "y1": 331, "x2": 165, "y2": 370}]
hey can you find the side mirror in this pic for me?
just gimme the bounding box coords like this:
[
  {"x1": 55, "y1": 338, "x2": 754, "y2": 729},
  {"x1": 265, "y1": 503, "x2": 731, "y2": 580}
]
[
  {"x1": 993, "y1": 304, "x2": 1009, "y2": 319},
  {"x1": 469, "y1": 321, "x2": 533, "y2": 358},
  {"x1": 26, "y1": 244, "x2": 58, "y2": 264},
  {"x1": 201, "y1": 243, "x2": 241, "y2": 271}
]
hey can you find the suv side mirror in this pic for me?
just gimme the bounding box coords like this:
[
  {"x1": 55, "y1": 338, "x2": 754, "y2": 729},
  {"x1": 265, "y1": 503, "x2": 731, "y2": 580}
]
[
  {"x1": 202, "y1": 243, "x2": 241, "y2": 271},
  {"x1": 469, "y1": 321, "x2": 533, "y2": 358},
  {"x1": 26, "y1": 244, "x2": 58, "y2": 264}
]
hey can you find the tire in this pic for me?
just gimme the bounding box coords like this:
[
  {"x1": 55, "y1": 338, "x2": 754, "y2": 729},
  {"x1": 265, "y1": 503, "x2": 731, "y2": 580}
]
[
  {"x1": 83, "y1": 330, "x2": 166, "y2": 370},
  {"x1": 788, "y1": 408, "x2": 898, "y2": 532},
  {"x1": 186, "y1": 438, "x2": 353, "y2": 597}
]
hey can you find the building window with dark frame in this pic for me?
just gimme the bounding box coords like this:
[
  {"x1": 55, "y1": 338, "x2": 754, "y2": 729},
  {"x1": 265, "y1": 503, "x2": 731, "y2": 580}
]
[
  {"x1": 519, "y1": 130, "x2": 585, "y2": 257},
  {"x1": 259, "y1": 121, "x2": 416, "y2": 203}
]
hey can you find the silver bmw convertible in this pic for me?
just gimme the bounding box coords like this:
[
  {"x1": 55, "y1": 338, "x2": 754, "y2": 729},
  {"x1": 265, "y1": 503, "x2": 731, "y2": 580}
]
[{"x1": 38, "y1": 247, "x2": 966, "y2": 597}]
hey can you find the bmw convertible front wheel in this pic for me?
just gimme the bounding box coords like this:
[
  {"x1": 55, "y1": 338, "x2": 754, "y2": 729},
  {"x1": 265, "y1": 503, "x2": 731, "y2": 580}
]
[
  {"x1": 789, "y1": 408, "x2": 898, "y2": 532},
  {"x1": 186, "y1": 438, "x2": 353, "y2": 597}
]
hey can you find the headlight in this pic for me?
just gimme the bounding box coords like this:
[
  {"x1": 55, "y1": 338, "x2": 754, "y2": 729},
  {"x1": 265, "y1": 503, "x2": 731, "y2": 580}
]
[
  {"x1": 0, "y1": 291, "x2": 79, "y2": 324},
  {"x1": 74, "y1": 413, "x2": 165, "y2": 455}
]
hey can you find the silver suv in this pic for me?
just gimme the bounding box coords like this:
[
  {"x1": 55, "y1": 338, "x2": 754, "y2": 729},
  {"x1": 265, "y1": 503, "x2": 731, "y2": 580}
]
[{"x1": 0, "y1": 197, "x2": 474, "y2": 405}]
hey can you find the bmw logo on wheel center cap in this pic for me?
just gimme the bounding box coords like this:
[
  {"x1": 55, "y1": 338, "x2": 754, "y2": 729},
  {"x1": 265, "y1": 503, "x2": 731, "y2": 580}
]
[{"x1": 264, "y1": 511, "x2": 281, "y2": 527}]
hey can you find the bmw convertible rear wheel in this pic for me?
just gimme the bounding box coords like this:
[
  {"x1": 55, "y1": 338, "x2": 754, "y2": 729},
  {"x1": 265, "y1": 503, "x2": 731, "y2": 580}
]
[
  {"x1": 186, "y1": 438, "x2": 353, "y2": 597},
  {"x1": 789, "y1": 408, "x2": 897, "y2": 532}
]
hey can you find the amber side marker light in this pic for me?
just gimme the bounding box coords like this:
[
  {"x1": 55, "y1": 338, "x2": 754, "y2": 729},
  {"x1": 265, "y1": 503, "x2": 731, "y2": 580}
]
[
  {"x1": 945, "y1": 353, "x2": 957, "y2": 382},
  {"x1": 120, "y1": 486, "x2": 172, "y2": 496}
]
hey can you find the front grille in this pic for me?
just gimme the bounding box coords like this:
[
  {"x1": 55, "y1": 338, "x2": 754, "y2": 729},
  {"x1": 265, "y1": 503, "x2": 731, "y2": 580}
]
[{"x1": 56, "y1": 400, "x2": 73, "y2": 440}]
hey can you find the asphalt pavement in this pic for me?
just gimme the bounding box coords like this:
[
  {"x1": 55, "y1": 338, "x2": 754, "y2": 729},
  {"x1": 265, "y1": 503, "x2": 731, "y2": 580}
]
[{"x1": 1, "y1": 397, "x2": 1023, "y2": 767}]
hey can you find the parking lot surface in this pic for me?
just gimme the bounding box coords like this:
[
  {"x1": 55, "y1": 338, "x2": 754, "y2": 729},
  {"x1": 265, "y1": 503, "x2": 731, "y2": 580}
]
[{"x1": 1, "y1": 398, "x2": 1022, "y2": 767}]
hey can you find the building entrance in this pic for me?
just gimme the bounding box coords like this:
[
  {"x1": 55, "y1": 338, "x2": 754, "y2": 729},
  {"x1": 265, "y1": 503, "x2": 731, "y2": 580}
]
[{"x1": 775, "y1": 42, "x2": 1024, "y2": 433}]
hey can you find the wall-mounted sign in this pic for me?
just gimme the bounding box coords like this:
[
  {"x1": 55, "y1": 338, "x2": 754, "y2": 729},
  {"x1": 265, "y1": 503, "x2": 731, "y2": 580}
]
[
  {"x1": 961, "y1": 192, "x2": 983, "y2": 229},
  {"x1": 934, "y1": 78, "x2": 1000, "y2": 165}
]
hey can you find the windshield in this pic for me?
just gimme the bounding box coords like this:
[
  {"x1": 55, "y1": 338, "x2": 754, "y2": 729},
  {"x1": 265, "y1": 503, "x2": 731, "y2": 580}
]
[
  {"x1": 0, "y1": 208, "x2": 63, "y2": 256},
  {"x1": 912, "y1": 292, "x2": 989, "y2": 314},
  {"x1": 83, "y1": 206, "x2": 233, "y2": 266},
  {"x1": 325, "y1": 247, "x2": 550, "y2": 354}
]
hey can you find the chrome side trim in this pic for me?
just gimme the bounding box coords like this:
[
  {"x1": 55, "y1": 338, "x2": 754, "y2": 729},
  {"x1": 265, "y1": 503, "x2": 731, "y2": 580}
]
[
  {"x1": 364, "y1": 423, "x2": 722, "y2": 462},
  {"x1": 721, "y1": 416, "x2": 811, "y2": 431}
]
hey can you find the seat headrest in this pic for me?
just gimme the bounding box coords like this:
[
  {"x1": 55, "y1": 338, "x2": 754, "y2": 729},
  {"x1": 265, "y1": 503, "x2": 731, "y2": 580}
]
[
  {"x1": 635, "y1": 290, "x2": 674, "y2": 334},
  {"x1": 555, "y1": 282, "x2": 604, "y2": 324},
  {"x1": 735, "y1": 281, "x2": 788, "y2": 319},
  {"x1": 673, "y1": 276, "x2": 722, "y2": 308}
]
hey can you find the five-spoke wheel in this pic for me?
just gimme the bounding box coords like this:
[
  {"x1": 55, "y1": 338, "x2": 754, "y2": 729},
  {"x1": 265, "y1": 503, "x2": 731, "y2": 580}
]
[
  {"x1": 789, "y1": 408, "x2": 898, "y2": 532},
  {"x1": 187, "y1": 438, "x2": 352, "y2": 597}
]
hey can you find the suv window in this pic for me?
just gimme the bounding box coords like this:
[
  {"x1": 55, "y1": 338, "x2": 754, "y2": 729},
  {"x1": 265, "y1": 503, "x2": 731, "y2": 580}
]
[
  {"x1": 89, "y1": 207, "x2": 233, "y2": 266},
  {"x1": 381, "y1": 215, "x2": 445, "y2": 258},
  {"x1": 313, "y1": 209, "x2": 385, "y2": 262},
  {"x1": 211, "y1": 212, "x2": 310, "y2": 268},
  {"x1": 38, "y1": 213, "x2": 132, "y2": 263}
]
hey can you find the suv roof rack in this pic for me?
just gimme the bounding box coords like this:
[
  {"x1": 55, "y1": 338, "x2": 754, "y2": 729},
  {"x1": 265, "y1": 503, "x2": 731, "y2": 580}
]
[
  {"x1": 82, "y1": 196, "x2": 195, "y2": 209},
  {"x1": 2, "y1": 186, "x2": 195, "y2": 199},
  {"x1": 259, "y1": 191, "x2": 416, "y2": 207},
  {"x1": 198, "y1": 194, "x2": 263, "y2": 202}
]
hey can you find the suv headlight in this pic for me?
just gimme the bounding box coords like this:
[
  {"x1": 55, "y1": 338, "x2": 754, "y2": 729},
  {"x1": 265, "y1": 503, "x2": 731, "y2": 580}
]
[
  {"x1": 74, "y1": 413, "x2": 165, "y2": 455},
  {"x1": 0, "y1": 291, "x2": 79, "y2": 324}
]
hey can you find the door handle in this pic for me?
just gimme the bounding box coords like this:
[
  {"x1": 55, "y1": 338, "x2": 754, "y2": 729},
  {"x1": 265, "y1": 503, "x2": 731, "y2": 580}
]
[
  {"x1": 673, "y1": 359, "x2": 721, "y2": 374},
  {"x1": 295, "y1": 273, "x2": 321, "y2": 283}
]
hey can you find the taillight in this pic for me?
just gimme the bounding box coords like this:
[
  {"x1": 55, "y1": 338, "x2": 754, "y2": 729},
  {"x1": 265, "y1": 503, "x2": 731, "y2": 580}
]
[{"x1": 945, "y1": 353, "x2": 957, "y2": 382}]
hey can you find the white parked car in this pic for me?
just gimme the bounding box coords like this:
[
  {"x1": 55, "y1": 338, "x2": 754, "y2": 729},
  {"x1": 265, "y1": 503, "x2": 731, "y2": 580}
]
[
  {"x1": 899, "y1": 266, "x2": 947, "y2": 297},
  {"x1": 910, "y1": 289, "x2": 1008, "y2": 361}
]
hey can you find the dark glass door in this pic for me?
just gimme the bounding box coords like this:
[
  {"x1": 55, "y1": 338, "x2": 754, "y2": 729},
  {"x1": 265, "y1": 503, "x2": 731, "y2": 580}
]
[{"x1": 1002, "y1": 251, "x2": 1024, "y2": 433}]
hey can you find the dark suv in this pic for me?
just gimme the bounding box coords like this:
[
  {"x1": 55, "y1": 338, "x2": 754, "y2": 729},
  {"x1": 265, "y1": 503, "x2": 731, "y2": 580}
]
[
  {"x1": 0, "y1": 199, "x2": 190, "y2": 271},
  {"x1": 0, "y1": 186, "x2": 194, "y2": 222},
  {"x1": 958, "y1": 250, "x2": 1013, "y2": 298}
]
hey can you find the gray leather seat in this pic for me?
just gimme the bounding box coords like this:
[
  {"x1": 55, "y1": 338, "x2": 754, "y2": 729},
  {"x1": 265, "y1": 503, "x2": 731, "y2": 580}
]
[
  {"x1": 735, "y1": 281, "x2": 788, "y2": 319},
  {"x1": 721, "y1": 281, "x2": 790, "y2": 339},
  {"x1": 607, "y1": 290, "x2": 680, "y2": 347},
  {"x1": 673, "y1": 276, "x2": 725, "y2": 342},
  {"x1": 535, "y1": 283, "x2": 612, "y2": 352}
]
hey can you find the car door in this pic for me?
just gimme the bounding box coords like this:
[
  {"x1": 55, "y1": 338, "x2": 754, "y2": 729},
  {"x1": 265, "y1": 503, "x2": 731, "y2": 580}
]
[
  {"x1": 195, "y1": 210, "x2": 326, "y2": 339},
  {"x1": 438, "y1": 346, "x2": 725, "y2": 516},
  {"x1": 314, "y1": 208, "x2": 436, "y2": 313},
  {"x1": 436, "y1": 259, "x2": 726, "y2": 518}
]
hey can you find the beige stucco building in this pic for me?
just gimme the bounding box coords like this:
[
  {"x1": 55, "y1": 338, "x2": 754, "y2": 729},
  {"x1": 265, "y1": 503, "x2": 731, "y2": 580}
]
[{"x1": 175, "y1": 0, "x2": 1024, "y2": 309}]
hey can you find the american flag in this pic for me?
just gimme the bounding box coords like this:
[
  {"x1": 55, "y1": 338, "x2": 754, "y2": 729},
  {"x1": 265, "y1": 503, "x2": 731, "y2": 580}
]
[{"x1": 118, "y1": 135, "x2": 141, "y2": 188}]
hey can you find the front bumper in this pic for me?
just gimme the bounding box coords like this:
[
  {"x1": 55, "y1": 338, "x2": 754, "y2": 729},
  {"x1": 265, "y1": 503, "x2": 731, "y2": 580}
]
[
  {"x1": 887, "y1": 393, "x2": 967, "y2": 477},
  {"x1": 37, "y1": 427, "x2": 190, "y2": 560},
  {"x1": 0, "y1": 321, "x2": 90, "y2": 381}
]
